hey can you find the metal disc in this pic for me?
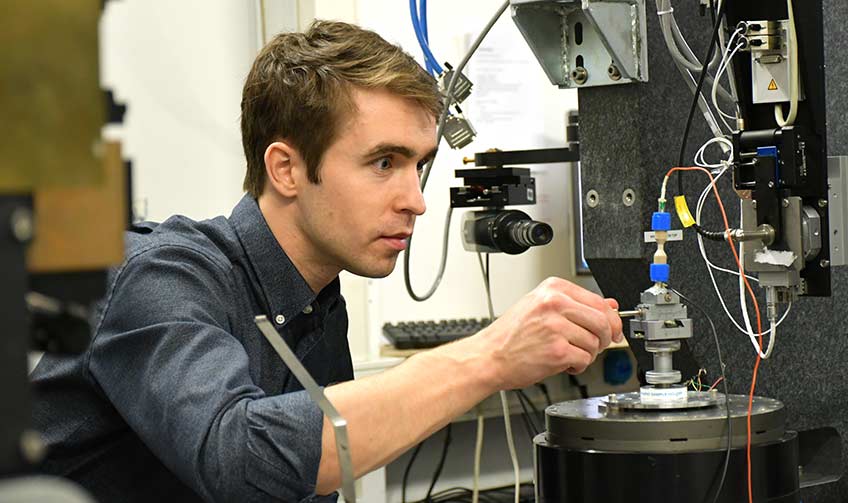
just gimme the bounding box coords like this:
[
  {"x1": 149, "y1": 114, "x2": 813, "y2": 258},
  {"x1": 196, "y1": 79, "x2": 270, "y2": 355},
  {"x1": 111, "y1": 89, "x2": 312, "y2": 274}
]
[{"x1": 544, "y1": 394, "x2": 785, "y2": 453}]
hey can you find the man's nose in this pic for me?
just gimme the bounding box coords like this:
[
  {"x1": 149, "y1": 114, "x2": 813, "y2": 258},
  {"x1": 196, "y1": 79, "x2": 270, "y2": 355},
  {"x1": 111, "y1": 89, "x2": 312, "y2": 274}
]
[{"x1": 397, "y1": 168, "x2": 426, "y2": 216}]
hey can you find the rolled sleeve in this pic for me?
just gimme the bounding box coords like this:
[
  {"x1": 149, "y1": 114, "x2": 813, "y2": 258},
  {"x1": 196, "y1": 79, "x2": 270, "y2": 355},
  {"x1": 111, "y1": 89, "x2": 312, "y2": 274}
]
[{"x1": 86, "y1": 245, "x2": 327, "y2": 502}]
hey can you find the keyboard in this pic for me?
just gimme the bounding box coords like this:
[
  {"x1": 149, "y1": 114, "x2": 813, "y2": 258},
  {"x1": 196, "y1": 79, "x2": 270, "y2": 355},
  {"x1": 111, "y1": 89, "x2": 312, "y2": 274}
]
[{"x1": 382, "y1": 318, "x2": 493, "y2": 349}]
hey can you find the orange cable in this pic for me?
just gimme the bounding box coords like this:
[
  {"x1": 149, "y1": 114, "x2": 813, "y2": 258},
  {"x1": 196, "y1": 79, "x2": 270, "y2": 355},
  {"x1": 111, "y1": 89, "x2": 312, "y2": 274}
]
[{"x1": 665, "y1": 167, "x2": 763, "y2": 503}]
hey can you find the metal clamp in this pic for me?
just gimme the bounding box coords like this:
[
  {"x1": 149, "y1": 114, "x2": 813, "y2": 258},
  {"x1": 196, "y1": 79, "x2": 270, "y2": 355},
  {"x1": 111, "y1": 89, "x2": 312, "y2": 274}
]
[{"x1": 254, "y1": 315, "x2": 356, "y2": 502}]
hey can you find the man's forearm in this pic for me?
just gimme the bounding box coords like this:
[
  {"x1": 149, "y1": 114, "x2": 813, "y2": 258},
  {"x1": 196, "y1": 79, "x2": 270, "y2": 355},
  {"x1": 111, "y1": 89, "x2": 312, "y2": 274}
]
[{"x1": 315, "y1": 334, "x2": 498, "y2": 494}]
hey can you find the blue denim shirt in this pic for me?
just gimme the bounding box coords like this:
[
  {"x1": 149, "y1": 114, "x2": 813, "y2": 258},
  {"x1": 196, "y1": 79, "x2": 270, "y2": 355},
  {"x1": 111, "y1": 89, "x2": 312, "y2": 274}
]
[{"x1": 31, "y1": 195, "x2": 353, "y2": 502}]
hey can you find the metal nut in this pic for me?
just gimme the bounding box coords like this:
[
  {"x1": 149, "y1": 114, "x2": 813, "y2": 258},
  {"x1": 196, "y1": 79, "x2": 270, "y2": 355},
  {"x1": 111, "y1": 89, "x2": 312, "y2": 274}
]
[
  {"x1": 571, "y1": 66, "x2": 589, "y2": 85},
  {"x1": 607, "y1": 64, "x2": 621, "y2": 81}
]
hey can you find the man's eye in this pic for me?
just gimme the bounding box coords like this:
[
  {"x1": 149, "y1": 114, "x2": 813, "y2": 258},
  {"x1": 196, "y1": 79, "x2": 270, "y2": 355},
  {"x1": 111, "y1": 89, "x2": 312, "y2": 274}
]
[{"x1": 374, "y1": 157, "x2": 393, "y2": 171}]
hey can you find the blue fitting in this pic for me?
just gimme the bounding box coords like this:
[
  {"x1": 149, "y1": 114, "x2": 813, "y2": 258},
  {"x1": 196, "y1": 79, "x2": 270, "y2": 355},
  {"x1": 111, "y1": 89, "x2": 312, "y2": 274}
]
[
  {"x1": 650, "y1": 263, "x2": 670, "y2": 283},
  {"x1": 652, "y1": 211, "x2": 671, "y2": 231}
]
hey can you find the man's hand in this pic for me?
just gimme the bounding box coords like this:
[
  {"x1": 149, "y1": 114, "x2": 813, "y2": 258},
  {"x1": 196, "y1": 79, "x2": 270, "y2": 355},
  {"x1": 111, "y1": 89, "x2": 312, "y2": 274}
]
[{"x1": 475, "y1": 277, "x2": 624, "y2": 390}]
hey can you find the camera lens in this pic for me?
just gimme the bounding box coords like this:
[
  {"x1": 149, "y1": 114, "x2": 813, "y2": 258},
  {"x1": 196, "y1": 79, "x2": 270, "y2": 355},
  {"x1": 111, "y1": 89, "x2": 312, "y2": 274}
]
[
  {"x1": 507, "y1": 219, "x2": 553, "y2": 248},
  {"x1": 462, "y1": 209, "x2": 554, "y2": 254}
]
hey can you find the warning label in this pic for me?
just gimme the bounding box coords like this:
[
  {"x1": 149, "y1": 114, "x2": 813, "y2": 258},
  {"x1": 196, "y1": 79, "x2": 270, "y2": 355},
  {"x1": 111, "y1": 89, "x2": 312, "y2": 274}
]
[{"x1": 768, "y1": 79, "x2": 778, "y2": 91}]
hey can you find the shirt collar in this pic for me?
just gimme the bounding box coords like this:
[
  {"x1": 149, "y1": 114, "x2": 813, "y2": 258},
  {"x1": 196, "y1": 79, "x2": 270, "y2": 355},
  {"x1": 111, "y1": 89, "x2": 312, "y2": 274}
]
[{"x1": 229, "y1": 194, "x2": 339, "y2": 326}]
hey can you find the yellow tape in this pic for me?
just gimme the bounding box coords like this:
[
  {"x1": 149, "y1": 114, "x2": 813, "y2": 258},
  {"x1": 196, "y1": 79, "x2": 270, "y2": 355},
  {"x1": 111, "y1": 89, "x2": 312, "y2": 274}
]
[{"x1": 674, "y1": 195, "x2": 696, "y2": 228}]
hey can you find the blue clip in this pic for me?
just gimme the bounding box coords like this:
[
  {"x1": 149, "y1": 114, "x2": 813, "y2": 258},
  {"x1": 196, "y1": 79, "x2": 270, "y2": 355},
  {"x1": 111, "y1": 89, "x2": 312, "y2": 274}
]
[
  {"x1": 652, "y1": 212, "x2": 671, "y2": 231},
  {"x1": 650, "y1": 263, "x2": 670, "y2": 283},
  {"x1": 756, "y1": 146, "x2": 779, "y2": 158}
]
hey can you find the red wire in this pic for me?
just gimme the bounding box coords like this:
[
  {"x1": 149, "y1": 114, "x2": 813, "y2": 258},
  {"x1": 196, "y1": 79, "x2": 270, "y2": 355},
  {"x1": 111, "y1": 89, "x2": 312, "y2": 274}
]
[
  {"x1": 708, "y1": 376, "x2": 724, "y2": 391},
  {"x1": 665, "y1": 167, "x2": 763, "y2": 503}
]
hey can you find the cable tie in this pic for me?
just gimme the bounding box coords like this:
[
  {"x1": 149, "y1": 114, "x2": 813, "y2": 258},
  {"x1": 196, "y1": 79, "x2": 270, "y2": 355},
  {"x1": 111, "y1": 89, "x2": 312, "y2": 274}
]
[{"x1": 657, "y1": 7, "x2": 674, "y2": 15}]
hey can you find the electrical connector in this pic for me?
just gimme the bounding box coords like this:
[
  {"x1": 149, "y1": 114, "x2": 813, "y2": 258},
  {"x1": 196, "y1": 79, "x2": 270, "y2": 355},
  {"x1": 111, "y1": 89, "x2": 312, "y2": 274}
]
[
  {"x1": 443, "y1": 113, "x2": 476, "y2": 150},
  {"x1": 439, "y1": 62, "x2": 473, "y2": 104}
]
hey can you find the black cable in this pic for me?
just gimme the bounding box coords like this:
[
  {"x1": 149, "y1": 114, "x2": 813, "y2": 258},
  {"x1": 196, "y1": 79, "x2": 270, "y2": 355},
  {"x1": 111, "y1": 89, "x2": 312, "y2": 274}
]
[
  {"x1": 677, "y1": 0, "x2": 728, "y2": 195},
  {"x1": 425, "y1": 424, "x2": 453, "y2": 502},
  {"x1": 512, "y1": 390, "x2": 539, "y2": 441},
  {"x1": 536, "y1": 383, "x2": 553, "y2": 407},
  {"x1": 670, "y1": 287, "x2": 731, "y2": 503},
  {"x1": 403, "y1": 441, "x2": 426, "y2": 503},
  {"x1": 568, "y1": 374, "x2": 590, "y2": 399}
]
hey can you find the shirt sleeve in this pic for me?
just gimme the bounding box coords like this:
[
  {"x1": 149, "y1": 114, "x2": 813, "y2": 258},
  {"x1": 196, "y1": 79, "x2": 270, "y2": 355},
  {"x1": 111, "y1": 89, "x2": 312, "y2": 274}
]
[{"x1": 85, "y1": 244, "x2": 327, "y2": 503}]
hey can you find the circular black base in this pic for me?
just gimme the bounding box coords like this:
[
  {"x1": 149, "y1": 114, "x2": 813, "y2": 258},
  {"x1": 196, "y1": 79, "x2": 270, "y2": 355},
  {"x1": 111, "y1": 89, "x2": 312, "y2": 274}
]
[{"x1": 535, "y1": 430, "x2": 799, "y2": 502}]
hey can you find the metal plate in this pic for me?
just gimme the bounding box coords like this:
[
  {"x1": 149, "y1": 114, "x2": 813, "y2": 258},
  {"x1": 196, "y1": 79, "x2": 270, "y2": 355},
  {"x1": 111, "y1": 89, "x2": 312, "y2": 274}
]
[{"x1": 603, "y1": 390, "x2": 717, "y2": 411}]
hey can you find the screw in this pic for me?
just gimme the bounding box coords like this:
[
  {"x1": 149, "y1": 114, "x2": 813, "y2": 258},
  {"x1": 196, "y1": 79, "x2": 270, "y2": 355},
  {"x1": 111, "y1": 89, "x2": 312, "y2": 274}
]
[
  {"x1": 782, "y1": 198, "x2": 790, "y2": 207},
  {"x1": 20, "y1": 430, "x2": 46, "y2": 464},
  {"x1": 819, "y1": 199, "x2": 828, "y2": 208},
  {"x1": 10, "y1": 207, "x2": 34, "y2": 243},
  {"x1": 571, "y1": 66, "x2": 589, "y2": 85},
  {"x1": 768, "y1": 181, "x2": 775, "y2": 188},
  {"x1": 752, "y1": 200, "x2": 758, "y2": 209},
  {"x1": 664, "y1": 293, "x2": 673, "y2": 302},
  {"x1": 607, "y1": 393, "x2": 618, "y2": 403},
  {"x1": 821, "y1": 259, "x2": 830, "y2": 268},
  {"x1": 607, "y1": 64, "x2": 621, "y2": 81}
]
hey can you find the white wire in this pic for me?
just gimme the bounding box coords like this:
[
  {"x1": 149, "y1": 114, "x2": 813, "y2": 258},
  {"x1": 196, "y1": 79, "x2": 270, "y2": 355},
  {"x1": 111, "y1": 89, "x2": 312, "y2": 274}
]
[
  {"x1": 775, "y1": 0, "x2": 799, "y2": 127},
  {"x1": 477, "y1": 254, "x2": 519, "y2": 503},
  {"x1": 471, "y1": 408, "x2": 484, "y2": 503},
  {"x1": 711, "y1": 28, "x2": 745, "y2": 125},
  {"x1": 499, "y1": 391, "x2": 520, "y2": 503},
  {"x1": 691, "y1": 138, "x2": 792, "y2": 348}
]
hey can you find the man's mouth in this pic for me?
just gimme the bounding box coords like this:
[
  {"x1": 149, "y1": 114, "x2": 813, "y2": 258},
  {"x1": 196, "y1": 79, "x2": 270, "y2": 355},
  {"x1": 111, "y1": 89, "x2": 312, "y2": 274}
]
[{"x1": 380, "y1": 233, "x2": 411, "y2": 251}]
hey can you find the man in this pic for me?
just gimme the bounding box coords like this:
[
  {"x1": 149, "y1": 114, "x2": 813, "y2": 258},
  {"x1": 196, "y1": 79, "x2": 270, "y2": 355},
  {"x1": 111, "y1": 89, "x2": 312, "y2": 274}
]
[{"x1": 31, "y1": 20, "x2": 622, "y2": 502}]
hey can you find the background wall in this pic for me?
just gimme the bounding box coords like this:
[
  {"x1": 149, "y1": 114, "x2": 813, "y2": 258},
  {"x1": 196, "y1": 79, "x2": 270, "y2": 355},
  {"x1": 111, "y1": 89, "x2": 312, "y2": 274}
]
[{"x1": 102, "y1": 0, "x2": 593, "y2": 363}]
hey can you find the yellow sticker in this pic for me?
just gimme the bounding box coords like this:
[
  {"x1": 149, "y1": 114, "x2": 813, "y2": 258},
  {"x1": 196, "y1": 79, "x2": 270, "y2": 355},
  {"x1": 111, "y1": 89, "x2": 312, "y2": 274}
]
[
  {"x1": 674, "y1": 195, "x2": 696, "y2": 228},
  {"x1": 768, "y1": 79, "x2": 778, "y2": 91}
]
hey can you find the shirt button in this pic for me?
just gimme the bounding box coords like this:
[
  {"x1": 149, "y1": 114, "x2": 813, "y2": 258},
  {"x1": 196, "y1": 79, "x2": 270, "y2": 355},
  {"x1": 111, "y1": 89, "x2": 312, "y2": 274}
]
[
  {"x1": 302, "y1": 305, "x2": 314, "y2": 314},
  {"x1": 274, "y1": 314, "x2": 286, "y2": 325}
]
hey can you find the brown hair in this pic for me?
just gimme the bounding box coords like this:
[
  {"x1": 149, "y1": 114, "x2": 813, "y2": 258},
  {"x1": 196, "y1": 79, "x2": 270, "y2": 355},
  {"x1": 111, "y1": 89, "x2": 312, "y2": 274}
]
[{"x1": 240, "y1": 20, "x2": 442, "y2": 197}]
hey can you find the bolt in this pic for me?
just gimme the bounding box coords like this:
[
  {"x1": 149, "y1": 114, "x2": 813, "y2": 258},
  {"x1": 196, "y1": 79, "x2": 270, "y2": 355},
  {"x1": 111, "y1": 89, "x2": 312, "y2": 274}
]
[
  {"x1": 10, "y1": 207, "x2": 34, "y2": 243},
  {"x1": 821, "y1": 259, "x2": 830, "y2": 268},
  {"x1": 607, "y1": 64, "x2": 621, "y2": 81},
  {"x1": 571, "y1": 66, "x2": 589, "y2": 85},
  {"x1": 20, "y1": 430, "x2": 46, "y2": 464},
  {"x1": 782, "y1": 198, "x2": 790, "y2": 207},
  {"x1": 607, "y1": 393, "x2": 618, "y2": 403},
  {"x1": 819, "y1": 199, "x2": 829, "y2": 208},
  {"x1": 768, "y1": 181, "x2": 775, "y2": 188}
]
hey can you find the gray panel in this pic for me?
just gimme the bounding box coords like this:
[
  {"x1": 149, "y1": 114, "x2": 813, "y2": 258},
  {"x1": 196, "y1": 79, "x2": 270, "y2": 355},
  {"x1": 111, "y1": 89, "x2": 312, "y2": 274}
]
[{"x1": 576, "y1": 2, "x2": 848, "y2": 500}]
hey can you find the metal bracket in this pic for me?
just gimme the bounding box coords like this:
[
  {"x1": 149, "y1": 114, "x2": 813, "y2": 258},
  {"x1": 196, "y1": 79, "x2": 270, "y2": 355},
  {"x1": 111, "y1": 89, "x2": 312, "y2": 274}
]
[
  {"x1": 254, "y1": 316, "x2": 356, "y2": 503},
  {"x1": 511, "y1": 0, "x2": 649, "y2": 89}
]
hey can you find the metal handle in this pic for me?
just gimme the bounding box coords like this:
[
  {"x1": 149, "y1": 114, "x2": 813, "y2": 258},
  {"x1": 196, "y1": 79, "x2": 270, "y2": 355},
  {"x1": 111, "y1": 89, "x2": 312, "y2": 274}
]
[{"x1": 254, "y1": 315, "x2": 356, "y2": 502}]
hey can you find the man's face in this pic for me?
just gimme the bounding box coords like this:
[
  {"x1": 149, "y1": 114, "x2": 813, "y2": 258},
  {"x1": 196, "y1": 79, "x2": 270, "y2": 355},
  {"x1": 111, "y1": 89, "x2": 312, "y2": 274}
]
[{"x1": 295, "y1": 87, "x2": 437, "y2": 278}]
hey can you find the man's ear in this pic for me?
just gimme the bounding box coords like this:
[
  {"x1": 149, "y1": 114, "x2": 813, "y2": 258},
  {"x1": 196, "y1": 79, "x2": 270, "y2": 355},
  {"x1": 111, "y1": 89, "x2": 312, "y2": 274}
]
[{"x1": 264, "y1": 140, "x2": 304, "y2": 197}]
